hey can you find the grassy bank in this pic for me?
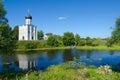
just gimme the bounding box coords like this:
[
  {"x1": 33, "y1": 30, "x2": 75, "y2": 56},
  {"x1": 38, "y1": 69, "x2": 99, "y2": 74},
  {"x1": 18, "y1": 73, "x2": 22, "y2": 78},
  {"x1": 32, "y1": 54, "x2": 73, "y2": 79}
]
[
  {"x1": 15, "y1": 46, "x2": 120, "y2": 52},
  {"x1": 15, "y1": 46, "x2": 73, "y2": 51},
  {"x1": 77, "y1": 46, "x2": 120, "y2": 51},
  {"x1": 15, "y1": 41, "x2": 120, "y2": 51},
  {"x1": 1, "y1": 61, "x2": 120, "y2": 80}
]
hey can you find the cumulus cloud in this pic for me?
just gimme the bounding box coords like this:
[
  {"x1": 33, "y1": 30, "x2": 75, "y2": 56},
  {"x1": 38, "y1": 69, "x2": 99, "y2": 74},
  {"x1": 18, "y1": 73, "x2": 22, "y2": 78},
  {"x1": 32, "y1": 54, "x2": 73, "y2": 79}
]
[{"x1": 58, "y1": 16, "x2": 67, "y2": 20}]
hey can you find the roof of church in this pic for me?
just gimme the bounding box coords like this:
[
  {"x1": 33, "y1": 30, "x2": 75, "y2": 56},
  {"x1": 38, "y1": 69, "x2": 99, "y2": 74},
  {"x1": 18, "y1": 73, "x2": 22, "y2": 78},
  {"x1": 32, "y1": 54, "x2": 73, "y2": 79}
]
[
  {"x1": 25, "y1": 9, "x2": 32, "y2": 19},
  {"x1": 25, "y1": 14, "x2": 32, "y2": 19}
]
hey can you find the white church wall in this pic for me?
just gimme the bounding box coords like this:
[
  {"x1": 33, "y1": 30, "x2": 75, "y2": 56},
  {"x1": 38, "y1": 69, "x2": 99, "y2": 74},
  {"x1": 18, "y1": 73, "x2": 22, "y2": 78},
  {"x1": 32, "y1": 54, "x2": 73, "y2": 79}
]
[
  {"x1": 18, "y1": 11, "x2": 38, "y2": 40},
  {"x1": 19, "y1": 25, "x2": 28, "y2": 40}
]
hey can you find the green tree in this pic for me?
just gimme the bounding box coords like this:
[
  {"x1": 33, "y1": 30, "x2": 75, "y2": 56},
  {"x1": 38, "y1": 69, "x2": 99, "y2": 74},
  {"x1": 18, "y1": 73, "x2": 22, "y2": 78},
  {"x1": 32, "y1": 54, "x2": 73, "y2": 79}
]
[
  {"x1": 46, "y1": 33, "x2": 53, "y2": 37},
  {"x1": 38, "y1": 30, "x2": 44, "y2": 40},
  {"x1": 47, "y1": 35, "x2": 59, "y2": 47},
  {"x1": 79, "y1": 38, "x2": 86, "y2": 46},
  {"x1": 96, "y1": 37, "x2": 102, "y2": 46},
  {"x1": 62, "y1": 32, "x2": 75, "y2": 46},
  {"x1": 54, "y1": 35, "x2": 63, "y2": 46},
  {"x1": 0, "y1": 23, "x2": 15, "y2": 52},
  {"x1": 112, "y1": 18, "x2": 120, "y2": 44},
  {"x1": 75, "y1": 34, "x2": 80, "y2": 46},
  {"x1": 106, "y1": 38, "x2": 113, "y2": 47},
  {"x1": 86, "y1": 37, "x2": 92, "y2": 46},
  {"x1": 12, "y1": 26, "x2": 18, "y2": 40},
  {"x1": 92, "y1": 38, "x2": 99, "y2": 46},
  {"x1": 0, "y1": 0, "x2": 8, "y2": 24},
  {"x1": 0, "y1": 0, "x2": 16, "y2": 53}
]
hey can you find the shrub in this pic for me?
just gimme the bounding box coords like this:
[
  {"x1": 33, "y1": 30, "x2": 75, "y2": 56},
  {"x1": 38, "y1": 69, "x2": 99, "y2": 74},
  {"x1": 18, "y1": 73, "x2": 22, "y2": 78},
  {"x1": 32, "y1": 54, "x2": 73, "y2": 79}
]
[{"x1": 25, "y1": 42, "x2": 37, "y2": 49}]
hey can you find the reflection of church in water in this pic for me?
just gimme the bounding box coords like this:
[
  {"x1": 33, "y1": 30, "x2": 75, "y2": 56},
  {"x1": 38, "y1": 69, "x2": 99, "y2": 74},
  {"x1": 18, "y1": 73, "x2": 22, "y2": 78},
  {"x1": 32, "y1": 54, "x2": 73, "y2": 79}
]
[{"x1": 17, "y1": 54, "x2": 37, "y2": 70}]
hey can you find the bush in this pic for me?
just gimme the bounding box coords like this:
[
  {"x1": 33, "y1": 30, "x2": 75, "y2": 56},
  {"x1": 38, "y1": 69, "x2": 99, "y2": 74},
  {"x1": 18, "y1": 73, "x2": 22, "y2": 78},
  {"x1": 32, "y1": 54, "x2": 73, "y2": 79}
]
[
  {"x1": 16, "y1": 40, "x2": 47, "y2": 50},
  {"x1": 25, "y1": 42, "x2": 37, "y2": 49}
]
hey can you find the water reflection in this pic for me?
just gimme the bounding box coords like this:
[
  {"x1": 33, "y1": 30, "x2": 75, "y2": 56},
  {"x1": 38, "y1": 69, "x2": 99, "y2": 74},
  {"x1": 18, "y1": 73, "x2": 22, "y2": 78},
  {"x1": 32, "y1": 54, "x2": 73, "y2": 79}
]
[
  {"x1": 0, "y1": 49, "x2": 120, "y2": 72},
  {"x1": 17, "y1": 54, "x2": 37, "y2": 70}
]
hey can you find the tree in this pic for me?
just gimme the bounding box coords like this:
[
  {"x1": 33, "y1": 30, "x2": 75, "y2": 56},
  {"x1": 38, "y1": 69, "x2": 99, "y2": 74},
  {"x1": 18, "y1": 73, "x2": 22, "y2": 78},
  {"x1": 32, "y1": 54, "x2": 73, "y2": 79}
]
[
  {"x1": 47, "y1": 35, "x2": 59, "y2": 47},
  {"x1": 38, "y1": 30, "x2": 44, "y2": 40},
  {"x1": 0, "y1": 23, "x2": 15, "y2": 52},
  {"x1": 79, "y1": 38, "x2": 86, "y2": 46},
  {"x1": 75, "y1": 34, "x2": 80, "y2": 46},
  {"x1": 111, "y1": 18, "x2": 120, "y2": 44},
  {"x1": 46, "y1": 33, "x2": 53, "y2": 37},
  {"x1": 0, "y1": 0, "x2": 16, "y2": 53},
  {"x1": 96, "y1": 37, "x2": 102, "y2": 46},
  {"x1": 86, "y1": 37, "x2": 92, "y2": 46},
  {"x1": 62, "y1": 32, "x2": 75, "y2": 46},
  {"x1": 0, "y1": 0, "x2": 8, "y2": 24},
  {"x1": 54, "y1": 35, "x2": 63, "y2": 46},
  {"x1": 12, "y1": 26, "x2": 18, "y2": 40},
  {"x1": 92, "y1": 38, "x2": 99, "y2": 46},
  {"x1": 106, "y1": 38, "x2": 113, "y2": 47}
]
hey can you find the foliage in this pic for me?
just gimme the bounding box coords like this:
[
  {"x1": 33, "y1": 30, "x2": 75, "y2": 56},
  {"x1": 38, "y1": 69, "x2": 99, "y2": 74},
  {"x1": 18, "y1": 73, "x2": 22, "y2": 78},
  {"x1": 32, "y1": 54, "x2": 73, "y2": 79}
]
[
  {"x1": 0, "y1": 23, "x2": 16, "y2": 53},
  {"x1": 46, "y1": 33, "x2": 53, "y2": 36},
  {"x1": 79, "y1": 38, "x2": 86, "y2": 46},
  {"x1": 74, "y1": 33, "x2": 80, "y2": 46},
  {"x1": 25, "y1": 41, "x2": 37, "y2": 50},
  {"x1": 47, "y1": 35, "x2": 59, "y2": 47},
  {"x1": 12, "y1": 25, "x2": 18, "y2": 40},
  {"x1": 38, "y1": 30, "x2": 44, "y2": 40},
  {"x1": 96, "y1": 37, "x2": 102, "y2": 46},
  {"x1": 86, "y1": 37, "x2": 92, "y2": 46},
  {"x1": 0, "y1": 71, "x2": 27, "y2": 80},
  {"x1": 92, "y1": 39, "x2": 99, "y2": 46},
  {"x1": 106, "y1": 38, "x2": 113, "y2": 47},
  {"x1": 111, "y1": 18, "x2": 120, "y2": 44},
  {"x1": 0, "y1": 0, "x2": 8, "y2": 24},
  {"x1": 0, "y1": 1, "x2": 16, "y2": 53},
  {"x1": 62, "y1": 32, "x2": 75, "y2": 46},
  {"x1": 16, "y1": 40, "x2": 47, "y2": 50}
]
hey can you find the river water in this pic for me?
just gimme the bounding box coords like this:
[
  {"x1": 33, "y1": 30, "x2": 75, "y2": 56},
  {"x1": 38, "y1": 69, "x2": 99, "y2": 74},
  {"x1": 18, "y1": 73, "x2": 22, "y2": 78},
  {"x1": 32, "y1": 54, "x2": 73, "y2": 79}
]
[{"x1": 0, "y1": 49, "x2": 120, "y2": 72}]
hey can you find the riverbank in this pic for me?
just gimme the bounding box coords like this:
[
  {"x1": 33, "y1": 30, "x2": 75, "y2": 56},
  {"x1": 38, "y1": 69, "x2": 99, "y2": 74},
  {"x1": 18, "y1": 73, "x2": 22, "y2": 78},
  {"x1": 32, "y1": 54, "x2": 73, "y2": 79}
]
[
  {"x1": 15, "y1": 46, "x2": 72, "y2": 51},
  {"x1": 15, "y1": 46, "x2": 120, "y2": 52},
  {"x1": 77, "y1": 46, "x2": 120, "y2": 51},
  {"x1": 1, "y1": 61, "x2": 120, "y2": 80}
]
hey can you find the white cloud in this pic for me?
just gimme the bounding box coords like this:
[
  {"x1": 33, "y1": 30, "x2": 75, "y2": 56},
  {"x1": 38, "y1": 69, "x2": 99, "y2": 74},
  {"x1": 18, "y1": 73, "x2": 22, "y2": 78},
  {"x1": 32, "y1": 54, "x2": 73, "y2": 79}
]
[{"x1": 58, "y1": 16, "x2": 67, "y2": 20}]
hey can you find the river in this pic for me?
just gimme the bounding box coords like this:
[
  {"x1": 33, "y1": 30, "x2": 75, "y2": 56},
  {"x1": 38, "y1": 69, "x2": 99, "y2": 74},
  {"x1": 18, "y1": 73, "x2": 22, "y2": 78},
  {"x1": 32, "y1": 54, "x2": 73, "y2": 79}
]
[{"x1": 0, "y1": 48, "x2": 120, "y2": 72}]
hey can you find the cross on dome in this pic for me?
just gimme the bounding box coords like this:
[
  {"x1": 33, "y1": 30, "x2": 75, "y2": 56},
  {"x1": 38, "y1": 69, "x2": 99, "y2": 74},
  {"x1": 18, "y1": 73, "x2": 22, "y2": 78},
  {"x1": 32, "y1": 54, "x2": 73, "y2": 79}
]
[{"x1": 25, "y1": 9, "x2": 32, "y2": 19}]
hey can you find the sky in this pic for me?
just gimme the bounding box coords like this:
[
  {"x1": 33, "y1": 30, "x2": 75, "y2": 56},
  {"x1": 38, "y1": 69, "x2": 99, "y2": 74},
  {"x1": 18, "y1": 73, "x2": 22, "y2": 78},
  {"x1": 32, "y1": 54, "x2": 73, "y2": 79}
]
[{"x1": 3, "y1": 0, "x2": 120, "y2": 38}]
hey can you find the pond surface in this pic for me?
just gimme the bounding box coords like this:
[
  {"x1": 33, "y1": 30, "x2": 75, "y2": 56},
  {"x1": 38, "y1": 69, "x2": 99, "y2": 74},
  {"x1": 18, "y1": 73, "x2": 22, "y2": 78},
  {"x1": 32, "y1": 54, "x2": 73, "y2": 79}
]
[{"x1": 0, "y1": 49, "x2": 120, "y2": 72}]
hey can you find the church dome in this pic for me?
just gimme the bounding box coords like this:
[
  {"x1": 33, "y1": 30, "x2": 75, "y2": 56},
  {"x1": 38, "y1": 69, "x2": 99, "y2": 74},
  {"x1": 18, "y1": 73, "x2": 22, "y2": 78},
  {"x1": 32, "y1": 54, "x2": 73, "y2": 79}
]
[
  {"x1": 25, "y1": 15, "x2": 32, "y2": 19},
  {"x1": 25, "y1": 9, "x2": 32, "y2": 19}
]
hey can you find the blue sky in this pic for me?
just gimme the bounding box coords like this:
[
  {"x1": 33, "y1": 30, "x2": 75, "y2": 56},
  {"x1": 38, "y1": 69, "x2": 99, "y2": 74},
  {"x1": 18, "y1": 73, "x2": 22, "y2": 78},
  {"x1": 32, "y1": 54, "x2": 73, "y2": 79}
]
[{"x1": 3, "y1": 0, "x2": 120, "y2": 38}]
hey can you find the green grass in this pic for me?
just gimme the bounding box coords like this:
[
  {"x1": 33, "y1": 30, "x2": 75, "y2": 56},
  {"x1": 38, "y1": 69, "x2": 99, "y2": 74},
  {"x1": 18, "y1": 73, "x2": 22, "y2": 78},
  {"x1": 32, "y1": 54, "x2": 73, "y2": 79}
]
[
  {"x1": 20, "y1": 62, "x2": 120, "y2": 80},
  {"x1": 77, "y1": 46, "x2": 120, "y2": 51},
  {"x1": 15, "y1": 46, "x2": 120, "y2": 52},
  {"x1": 1, "y1": 61, "x2": 120, "y2": 80}
]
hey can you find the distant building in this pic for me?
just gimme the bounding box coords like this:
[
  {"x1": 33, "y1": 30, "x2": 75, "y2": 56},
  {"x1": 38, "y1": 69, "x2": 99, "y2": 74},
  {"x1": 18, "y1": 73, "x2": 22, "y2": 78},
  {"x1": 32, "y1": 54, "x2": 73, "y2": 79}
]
[
  {"x1": 43, "y1": 35, "x2": 49, "y2": 40},
  {"x1": 19, "y1": 10, "x2": 37, "y2": 40}
]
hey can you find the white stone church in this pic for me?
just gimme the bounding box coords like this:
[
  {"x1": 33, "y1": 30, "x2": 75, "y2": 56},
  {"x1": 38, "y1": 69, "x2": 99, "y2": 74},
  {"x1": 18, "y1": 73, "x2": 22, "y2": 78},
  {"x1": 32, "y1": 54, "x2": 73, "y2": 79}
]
[{"x1": 19, "y1": 11, "x2": 37, "y2": 40}]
